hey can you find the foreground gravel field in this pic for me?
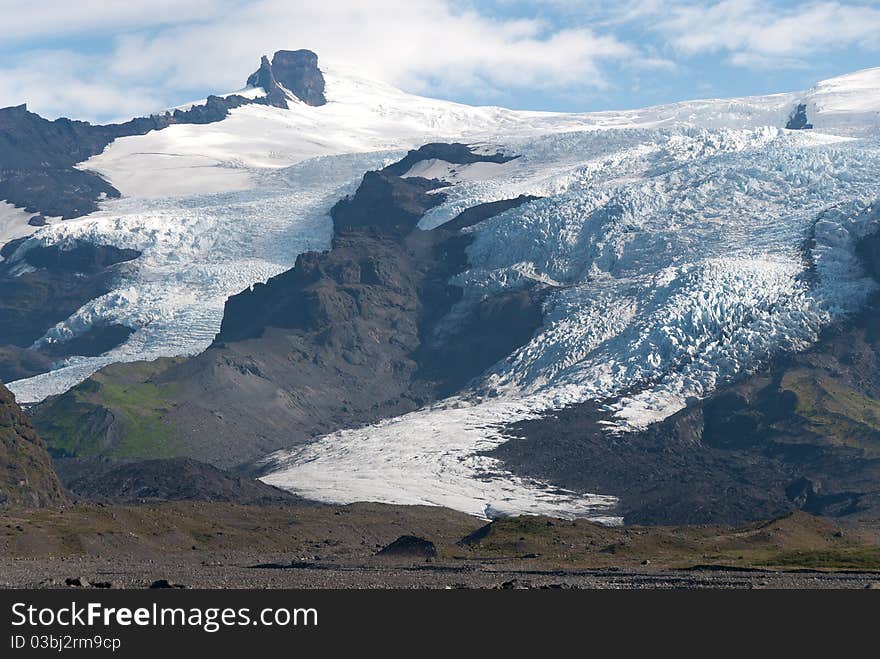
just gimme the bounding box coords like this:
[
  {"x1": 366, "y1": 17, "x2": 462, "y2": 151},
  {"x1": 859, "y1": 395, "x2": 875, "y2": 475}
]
[{"x1": 2, "y1": 554, "x2": 878, "y2": 590}]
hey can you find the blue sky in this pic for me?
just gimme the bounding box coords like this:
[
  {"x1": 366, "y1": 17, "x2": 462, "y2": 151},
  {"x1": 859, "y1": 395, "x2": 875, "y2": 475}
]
[{"x1": 0, "y1": 0, "x2": 878, "y2": 122}]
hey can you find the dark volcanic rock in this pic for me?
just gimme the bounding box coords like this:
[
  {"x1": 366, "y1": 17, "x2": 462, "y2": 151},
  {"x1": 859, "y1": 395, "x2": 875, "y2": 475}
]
[
  {"x1": 491, "y1": 400, "x2": 800, "y2": 526},
  {"x1": 0, "y1": 166, "x2": 120, "y2": 220},
  {"x1": 55, "y1": 456, "x2": 299, "y2": 504},
  {"x1": 0, "y1": 237, "x2": 26, "y2": 260},
  {"x1": 443, "y1": 195, "x2": 540, "y2": 232},
  {"x1": 247, "y1": 55, "x2": 277, "y2": 93},
  {"x1": 0, "y1": 382, "x2": 67, "y2": 507},
  {"x1": 170, "y1": 94, "x2": 265, "y2": 125},
  {"x1": 0, "y1": 105, "x2": 162, "y2": 172},
  {"x1": 330, "y1": 171, "x2": 449, "y2": 235},
  {"x1": 23, "y1": 242, "x2": 140, "y2": 274},
  {"x1": 0, "y1": 103, "x2": 168, "y2": 219},
  {"x1": 416, "y1": 283, "x2": 550, "y2": 396},
  {"x1": 382, "y1": 142, "x2": 518, "y2": 177},
  {"x1": 492, "y1": 322, "x2": 880, "y2": 525},
  {"x1": 0, "y1": 345, "x2": 53, "y2": 383},
  {"x1": 27, "y1": 215, "x2": 46, "y2": 227},
  {"x1": 271, "y1": 50, "x2": 326, "y2": 106},
  {"x1": 0, "y1": 324, "x2": 134, "y2": 383},
  {"x1": 0, "y1": 241, "x2": 140, "y2": 349},
  {"x1": 377, "y1": 535, "x2": 437, "y2": 558},
  {"x1": 248, "y1": 50, "x2": 327, "y2": 108},
  {"x1": 149, "y1": 579, "x2": 185, "y2": 589},
  {"x1": 0, "y1": 97, "x2": 270, "y2": 219},
  {"x1": 786, "y1": 103, "x2": 814, "y2": 130},
  {"x1": 40, "y1": 324, "x2": 135, "y2": 360}
]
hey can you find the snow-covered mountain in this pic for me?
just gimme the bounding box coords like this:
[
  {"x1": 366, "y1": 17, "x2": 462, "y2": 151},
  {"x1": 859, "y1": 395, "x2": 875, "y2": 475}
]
[{"x1": 3, "y1": 52, "x2": 880, "y2": 522}]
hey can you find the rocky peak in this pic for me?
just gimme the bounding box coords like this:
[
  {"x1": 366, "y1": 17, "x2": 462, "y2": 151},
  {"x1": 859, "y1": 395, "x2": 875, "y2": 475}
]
[
  {"x1": 246, "y1": 49, "x2": 327, "y2": 108},
  {"x1": 246, "y1": 55, "x2": 276, "y2": 91}
]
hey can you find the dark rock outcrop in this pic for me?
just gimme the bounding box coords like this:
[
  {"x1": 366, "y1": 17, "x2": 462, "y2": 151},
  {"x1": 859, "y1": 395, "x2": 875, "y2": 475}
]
[
  {"x1": 170, "y1": 93, "x2": 277, "y2": 125},
  {"x1": 786, "y1": 103, "x2": 814, "y2": 130},
  {"x1": 0, "y1": 237, "x2": 26, "y2": 261},
  {"x1": 443, "y1": 194, "x2": 540, "y2": 232},
  {"x1": 377, "y1": 535, "x2": 437, "y2": 558},
  {"x1": 0, "y1": 104, "x2": 169, "y2": 219},
  {"x1": 248, "y1": 50, "x2": 327, "y2": 107},
  {"x1": 40, "y1": 324, "x2": 135, "y2": 361},
  {"x1": 0, "y1": 98, "x2": 273, "y2": 219},
  {"x1": 270, "y1": 50, "x2": 326, "y2": 106},
  {"x1": 0, "y1": 241, "x2": 141, "y2": 381},
  {"x1": 0, "y1": 345, "x2": 53, "y2": 383},
  {"x1": 22, "y1": 242, "x2": 140, "y2": 274},
  {"x1": 0, "y1": 382, "x2": 67, "y2": 507},
  {"x1": 247, "y1": 56, "x2": 276, "y2": 94},
  {"x1": 0, "y1": 325, "x2": 135, "y2": 384},
  {"x1": 0, "y1": 241, "x2": 140, "y2": 349},
  {"x1": 330, "y1": 171, "x2": 449, "y2": 235},
  {"x1": 382, "y1": 142, "x2": 518, "y2": 177}
]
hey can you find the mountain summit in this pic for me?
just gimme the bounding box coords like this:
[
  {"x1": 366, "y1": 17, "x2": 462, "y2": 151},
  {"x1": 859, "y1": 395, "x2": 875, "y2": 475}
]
[{"x1": 246, "y1": 49, "x2": 327, "y2": 107}]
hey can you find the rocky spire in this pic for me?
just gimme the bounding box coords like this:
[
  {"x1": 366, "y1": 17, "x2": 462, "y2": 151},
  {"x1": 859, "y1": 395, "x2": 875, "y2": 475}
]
[
  {"x1": 246, "y1": 49, "x2": 327, "y2": 108},
  {"x1": 246, "y1": 55, "x2": 277, "y2": 92}
]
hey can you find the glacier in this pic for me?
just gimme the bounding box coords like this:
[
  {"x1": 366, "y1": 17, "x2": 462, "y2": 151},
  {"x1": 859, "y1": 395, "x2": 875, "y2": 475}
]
[{"x1": 4, "y1": 63, "x2": 880, "y2": 520}]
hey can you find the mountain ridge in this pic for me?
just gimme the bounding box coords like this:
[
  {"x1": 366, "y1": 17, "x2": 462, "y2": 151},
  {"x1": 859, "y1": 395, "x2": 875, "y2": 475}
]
[{"x1": 4, "y1": 51, "x2": 880, "y2": 522}]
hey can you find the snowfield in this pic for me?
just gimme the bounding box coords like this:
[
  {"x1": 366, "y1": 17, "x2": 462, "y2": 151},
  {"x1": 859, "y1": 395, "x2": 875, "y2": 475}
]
[{"x1": 5, "y1": 64, "x2": 880, "y2": 520}]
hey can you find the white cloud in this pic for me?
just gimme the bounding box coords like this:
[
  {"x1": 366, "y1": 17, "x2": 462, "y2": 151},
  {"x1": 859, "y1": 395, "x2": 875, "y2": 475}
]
[
  {"x1": 3, "y1": 0, "x2": 876, "y2": 121},
  {"x1": 653, "y1": 1, "x2": 880, "y2": 65},
  {"x1": 0, "y1": 0, "x2": 644, "y2": 121},
  {"x1": 0, "y1": 0, "x2": 240, "y2": 40},
  {"x1": 0, "y1": 51, "x2": 164, "y2": 122}
]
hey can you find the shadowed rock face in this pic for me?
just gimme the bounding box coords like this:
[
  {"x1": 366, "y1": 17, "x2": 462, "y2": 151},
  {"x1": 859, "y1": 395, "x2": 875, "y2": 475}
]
[
  {"x1": 330, "y1": 171, "x2": 449, "y2": 235},
  {"x1": 22, "y1": 243, "x2": 141, "y2": 274},
  {"x1": 53, "y1": 456, "x2": 299, "y2": 504},
  {"x1": 0, "y1": 241, "x2": 140, "y2": 348},
  {"x1": 271, "y1": 50, "x2": 326, "y2": 106},
  {"x1": 786, "y1": 103, "x2": 814, "y2": 130},
  {"x1": 0, "y1": 98, "x2": 259, "y2": 220},
  {"x1": 0, "y1": 104, "x2": 169, "y2": 219},
  {"x1": 377, "y1": 535, "x2": 437, "y2": 558},
  {"x1": 0, "y1": 346, "x2": 53, "y2": 384},
  {"x1": 0, "y1": 241, "x2": 141, "y2": 381},
  {"x1": 247, "y1": 49, "x2": 327, "y2": 107},
  {"x1": 382, "y1": 142, "x2": 519, "y2": 177},
  {"x1": 443, "y1": 194, "x2": 540, "y2": 232},
  {"x1": 0, "y1": 382, "x2": 67, "y2": 507}
]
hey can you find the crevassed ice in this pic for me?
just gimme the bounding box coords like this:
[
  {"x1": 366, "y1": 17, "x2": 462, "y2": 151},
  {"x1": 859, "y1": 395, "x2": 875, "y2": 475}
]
[{"x1": 263, "y1": 127, "x2": 880, "y2": 519}]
